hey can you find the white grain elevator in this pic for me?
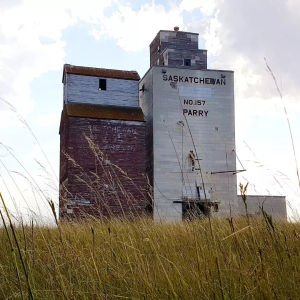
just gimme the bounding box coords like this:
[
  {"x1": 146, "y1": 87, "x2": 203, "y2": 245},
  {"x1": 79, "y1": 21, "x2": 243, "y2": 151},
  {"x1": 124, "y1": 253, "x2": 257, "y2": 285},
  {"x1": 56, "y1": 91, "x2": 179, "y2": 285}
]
[{"x1": 140, "y1": 27, "x2": 238, "y2": 221}]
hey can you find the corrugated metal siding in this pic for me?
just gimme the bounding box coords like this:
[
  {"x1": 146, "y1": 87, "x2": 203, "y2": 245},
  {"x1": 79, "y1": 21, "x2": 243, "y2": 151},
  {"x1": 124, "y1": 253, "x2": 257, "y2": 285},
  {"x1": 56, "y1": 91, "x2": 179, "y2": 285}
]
[
  {"x1": 65, "y1": 74, "x2": 139, "y2": 107},
  {"x1": 238, "y1": 195, "x2": 287, "y2": 219},
  {"x1": 147, "y1": 66, "x2": 237, "y2": 221},
  {"x1": 139, "y1": 69, "x2": 154, "y2": 188}
]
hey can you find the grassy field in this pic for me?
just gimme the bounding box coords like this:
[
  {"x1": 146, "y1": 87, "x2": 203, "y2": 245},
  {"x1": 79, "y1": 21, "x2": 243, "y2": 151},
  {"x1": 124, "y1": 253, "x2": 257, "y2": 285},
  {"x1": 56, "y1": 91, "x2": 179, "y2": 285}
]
[
  {"x1": 1, "y1": 212, "x2": 300, "y2": 299},
  {"x1": 1, "y1": 60, "x2": 299, "y2": 299}
]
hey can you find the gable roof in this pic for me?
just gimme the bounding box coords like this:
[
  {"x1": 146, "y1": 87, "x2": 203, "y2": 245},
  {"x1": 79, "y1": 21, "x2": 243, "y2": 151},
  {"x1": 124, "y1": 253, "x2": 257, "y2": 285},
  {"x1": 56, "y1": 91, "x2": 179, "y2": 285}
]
[{"x1": 63, "y1": 64, "x2": 140, "y2": 82}]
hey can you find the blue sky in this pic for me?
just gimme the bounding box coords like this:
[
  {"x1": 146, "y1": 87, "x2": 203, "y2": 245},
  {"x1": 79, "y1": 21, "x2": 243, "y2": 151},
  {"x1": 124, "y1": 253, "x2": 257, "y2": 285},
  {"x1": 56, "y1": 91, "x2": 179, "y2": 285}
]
[{"x1": 0, "y1": 0, "x2": 299, "y2": 221}]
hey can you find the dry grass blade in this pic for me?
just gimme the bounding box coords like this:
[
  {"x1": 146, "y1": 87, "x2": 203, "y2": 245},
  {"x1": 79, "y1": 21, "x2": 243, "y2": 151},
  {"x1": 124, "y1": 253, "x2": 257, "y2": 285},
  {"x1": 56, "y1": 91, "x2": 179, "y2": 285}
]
[
  {"x1": 264, "y1": 58, "x2": 300, "y2": 190},
  {"x1": 0, "y1": 214, "x2": 299, "y2": 299},
  {"x1": 220, "y1": 225, "x2": 251, "y2": 242},
  {"x1": 0, "y1": 192, "x2": 34, "y2": 299}
]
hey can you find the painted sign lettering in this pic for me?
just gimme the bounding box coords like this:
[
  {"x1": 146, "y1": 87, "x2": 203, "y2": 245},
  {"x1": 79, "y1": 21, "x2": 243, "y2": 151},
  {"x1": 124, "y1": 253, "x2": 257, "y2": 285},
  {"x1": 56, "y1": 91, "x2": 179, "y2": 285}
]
[
  {"x1": 163, "y1": 75, "x2": 226, "y2": 85},
  {"x1": 183, "y1": 99, "x2": 206, "y2": 106},
  {"x1": 183, "y1": 109, "x2": 209, "y2": 117},
  {"x1": 182, "y1": 99, "x2": 208, "y2": 117}
]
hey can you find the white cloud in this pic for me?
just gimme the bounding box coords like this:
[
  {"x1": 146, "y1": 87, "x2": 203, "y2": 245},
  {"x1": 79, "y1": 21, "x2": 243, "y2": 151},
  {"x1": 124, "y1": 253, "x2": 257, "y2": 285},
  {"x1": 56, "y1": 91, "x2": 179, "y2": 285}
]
[
  {"x1": 90, "y1": 2, "x2": 184, "y2": 51},
  {"x1": 1, "y1": 0, "x2": 299, "y2": 218},
  {"x1": 202, "y1": 14, "x2": 222, "y2": 56},
  {"x1": 186, "y1": 0, "x2": 300, "y2": 117},
  {"x1": 0, "y1": 0, "x2": 76, "y2": 117},
  {"x1": 1, "y1": 0, "x2": 179, "y2": 117},
  {"x1": 34, "y1": 113, "x2": 61, "y2": 126},
  {"x1": 68, "y1": 0, "x2": 112, "y2": 23},
  {"x1": 184, "y1": 0, "x2": 300, "y2": 210},
  {"x1": 2, "y1": 0, "x2": 299, "y2": 116},
  {"x1": 180, "y1": 0, "x2": 216, "y2": 15}
]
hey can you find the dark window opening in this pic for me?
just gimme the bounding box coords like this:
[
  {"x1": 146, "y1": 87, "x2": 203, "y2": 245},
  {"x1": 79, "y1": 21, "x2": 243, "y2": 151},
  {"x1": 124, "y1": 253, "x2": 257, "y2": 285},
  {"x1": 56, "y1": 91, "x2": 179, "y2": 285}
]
[
  {"x1": 145, "y1": 201, "x2": 154, "y2": 215},
  {"x1": 182, "y1": 202, "x2": 210, "y2": 220},
  {"x1": 99, "y1": 79, "x2": 107, "y2": 90},
  {"x1": 214, "y1": 203, "x2": 219, "y2": 212},
  {"x1": 196, "y1": 186, "x2": 200, "y2": 199},
  {"x1": 184, "y1": 59, "x2": 191, "y2": 66}
]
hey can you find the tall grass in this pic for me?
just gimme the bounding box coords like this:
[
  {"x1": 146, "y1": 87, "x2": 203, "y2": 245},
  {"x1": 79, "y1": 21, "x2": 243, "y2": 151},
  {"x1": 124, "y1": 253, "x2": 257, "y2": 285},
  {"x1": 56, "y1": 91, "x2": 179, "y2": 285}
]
[
  {"x1": 0, "y1": 207, "x2": 299, "y2": 299},
  {"x1": 0, "y1": 61, "x2": 299, "y2": 299},
  {"x1": 264, "y1": 58, "x2": 300, "y2": 190}
]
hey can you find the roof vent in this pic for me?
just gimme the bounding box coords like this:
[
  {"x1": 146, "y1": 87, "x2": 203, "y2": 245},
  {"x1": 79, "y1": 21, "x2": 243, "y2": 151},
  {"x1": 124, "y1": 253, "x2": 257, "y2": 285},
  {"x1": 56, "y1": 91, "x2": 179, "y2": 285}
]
[{"x1": 174, "y1": 26, "x2": 179, "y2": 31}]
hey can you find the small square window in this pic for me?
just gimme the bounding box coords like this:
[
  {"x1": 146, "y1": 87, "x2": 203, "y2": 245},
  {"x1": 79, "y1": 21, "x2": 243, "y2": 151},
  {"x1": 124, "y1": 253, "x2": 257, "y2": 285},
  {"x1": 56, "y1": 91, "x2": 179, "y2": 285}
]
[
  {"x1": 99, "y1": 79, "x2": 106, "y2": 90},
  {"x1": 184, "y1": 59, "x2": 191, "y2": 66}
]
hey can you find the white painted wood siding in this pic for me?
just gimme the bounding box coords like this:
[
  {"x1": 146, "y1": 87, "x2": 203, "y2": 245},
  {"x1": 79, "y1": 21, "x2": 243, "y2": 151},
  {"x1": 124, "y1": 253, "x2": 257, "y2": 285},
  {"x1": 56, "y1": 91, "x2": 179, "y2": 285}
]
[{"x1": 64, "y1": 74, "x2": 139, "y2": 107}]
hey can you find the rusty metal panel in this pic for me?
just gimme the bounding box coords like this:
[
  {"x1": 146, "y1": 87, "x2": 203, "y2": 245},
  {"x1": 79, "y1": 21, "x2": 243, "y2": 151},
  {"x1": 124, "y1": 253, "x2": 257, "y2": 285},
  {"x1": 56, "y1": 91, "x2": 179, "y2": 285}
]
[
  {"x1": 63, "y1": 64, "x2": 140, "y2": 81},
  {"x1": 65, "y1": 103, "x2": 145, "y2": 122}
]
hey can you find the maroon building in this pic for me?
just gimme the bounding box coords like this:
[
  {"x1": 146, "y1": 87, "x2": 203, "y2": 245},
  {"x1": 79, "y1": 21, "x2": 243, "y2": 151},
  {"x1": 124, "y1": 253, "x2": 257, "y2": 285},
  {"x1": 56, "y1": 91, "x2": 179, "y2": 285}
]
[{"x1": 59, "y1": 65, "x2": 148, "y2": 219}]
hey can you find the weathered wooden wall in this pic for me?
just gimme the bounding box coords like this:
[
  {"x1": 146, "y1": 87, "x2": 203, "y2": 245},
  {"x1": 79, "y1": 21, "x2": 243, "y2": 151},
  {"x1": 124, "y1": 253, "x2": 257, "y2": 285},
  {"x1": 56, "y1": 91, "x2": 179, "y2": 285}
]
[
  {"x1": 64, "y1": 74, "x2": 139, "y2": 107},
  {"x1": 150, "y1": 30, "x2": 207, "y2": 68},
  {"x1": 59, "y1": 65, "x2": 147, "y2": 219},
  {"x1": 59, "y1": 109, "x2": 69, "y2": 184},
  {"x1": 163, "y1": 49, "x2": 207, "y2": 69},
  {"x1": 59, "y1": 109, "x2": 69, "y2": 215},
  {"x1": 60, "y1": 116, "x2": 147, "y2": 219}
]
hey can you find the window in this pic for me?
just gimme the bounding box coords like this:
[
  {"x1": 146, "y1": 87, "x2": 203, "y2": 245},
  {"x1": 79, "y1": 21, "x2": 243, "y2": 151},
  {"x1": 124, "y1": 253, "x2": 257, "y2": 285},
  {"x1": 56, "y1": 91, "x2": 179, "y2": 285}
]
[
  {"x1": 99, "y1": 79, "x2": 106, "y2": 90},
  {"x1": 184, "y1": 59, "x2": 191, "y2": 66},
  {"x1": 214, "y1": 203, "x2": 219, "y2": 212}
]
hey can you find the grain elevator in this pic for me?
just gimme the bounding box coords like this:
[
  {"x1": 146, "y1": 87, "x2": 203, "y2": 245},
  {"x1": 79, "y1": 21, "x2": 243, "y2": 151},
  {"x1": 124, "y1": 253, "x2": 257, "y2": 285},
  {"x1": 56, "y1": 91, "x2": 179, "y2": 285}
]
[
  {"x1": 59, "y1": 27, "x2": 286, "y2": 221},
  {"x1": 59, "y1": 65, "x2": 148, "y2": 218},
  {"x1": 140, "y1": 28, "x2": 238, "y2": 221}
]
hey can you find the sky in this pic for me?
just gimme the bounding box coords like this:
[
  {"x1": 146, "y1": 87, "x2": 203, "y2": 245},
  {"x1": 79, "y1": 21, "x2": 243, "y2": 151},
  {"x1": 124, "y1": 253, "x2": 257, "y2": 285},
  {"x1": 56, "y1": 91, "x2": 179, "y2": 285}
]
[{"x1": 0, "y1": 0, "x2": 299, "y2": 222}]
